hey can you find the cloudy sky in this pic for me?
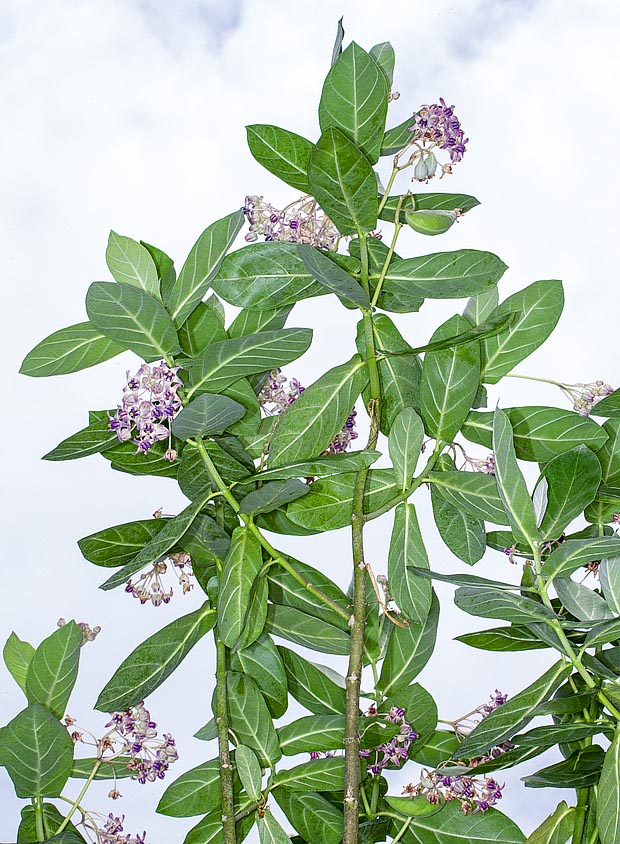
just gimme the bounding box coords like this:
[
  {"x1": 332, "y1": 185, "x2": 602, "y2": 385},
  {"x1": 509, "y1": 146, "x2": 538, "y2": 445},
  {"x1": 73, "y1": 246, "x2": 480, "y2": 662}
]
[{"x1": 2, "y1": 0, "x2": 620, "y2": 839}]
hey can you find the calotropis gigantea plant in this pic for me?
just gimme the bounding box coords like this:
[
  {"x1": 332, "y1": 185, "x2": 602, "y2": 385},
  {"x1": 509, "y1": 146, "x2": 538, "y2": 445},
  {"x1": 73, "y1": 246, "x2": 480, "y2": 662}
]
[{"x1": 7, "y1": 19, "x2": 620, "y2": 844}]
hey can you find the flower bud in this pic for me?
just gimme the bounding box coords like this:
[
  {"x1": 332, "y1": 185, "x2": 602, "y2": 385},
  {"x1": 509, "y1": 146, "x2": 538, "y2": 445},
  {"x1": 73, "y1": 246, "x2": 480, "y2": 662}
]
[
  {"x1": 405, "y1": 209, "x2": 458, "y2": 236},
  {"x1": 425, "y1": 152, "x2": 438, "y2": 178},
  {"x1": 413, "y1": 158, "x2": 429, "y2": 182}
]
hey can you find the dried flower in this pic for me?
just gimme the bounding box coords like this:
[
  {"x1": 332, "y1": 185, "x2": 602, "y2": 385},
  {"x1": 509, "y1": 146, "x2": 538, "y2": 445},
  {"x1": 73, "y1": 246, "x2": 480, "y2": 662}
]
[
  {"x1": 125, "y1": 552, "x2": 194, "y2": 607},
  {"x1": 109, "y1": 362, "x2": 183, "y2": 454},
  {"x1": 243, "y1": 195, "x2": 340, "y2": 250},
  {"x1": 105, "y1": 701, "x2": 178, "y2": 784},
  {"x1": 402, "y1": 771, "x2": 504, "y2": 814}
]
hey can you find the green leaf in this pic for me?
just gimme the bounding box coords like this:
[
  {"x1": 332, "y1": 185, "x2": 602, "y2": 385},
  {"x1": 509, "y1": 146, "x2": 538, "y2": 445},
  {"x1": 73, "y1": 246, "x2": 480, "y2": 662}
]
[
  {"x1": 141, "y1": 240, "x2": 176, "y2": 291},
  {"x1": 464, "y1": 288, "x2": 500, "y2": 326},
  {"x1": 454, "y1": 587, "x2": 555, "y2": 625},
  {"x1": 78, "y1": 518, "x2": 167, "y2": 568},
  {"x1": 297, "y1": 243, "x2": 369, "y2": 308},
  {"x1": 3, "y1": 633, "x2": 35, "y2": 696},
  {"x1": 247, "y1": 125, "x2": 313, "y2": 192},
  {"x1": 218, "y1": 527, "x2": 263, "y2": 648},
  {"x1": 377, "y1": 249, "x2": 507, "y2": 301},
  {"x1": 245, "y1": 450, "x2": 380, "y2": 482},
  {"x1": 380, "y1": 115, "x2": 416, "y2": 156},
  {"x1": 213, "y1": 242, "x2": 326, "y2": 309},
  {"x1": 318, "y1": 41, "x2": 388, "y2": 163},
  {"x1": 278, "y1": 647, "x2": 346, "y2": 714},
  {"x1": 287, "y1": 468, "x2": 399, "y2": 532},
  {"x1": 268, "y1": 355, "x2": 367, "y2": 467},
  {"x1": 379, "y1": 192, "x2": 480, "y2": 223},
  {"x1": 106, "y1": 230, "x2": 160, "y2": 298},
  {"x1": 178, "y1": 300, "x2": 227, "y2": 357},
  {"x1": 189, "y1": 328, "x2": 312, "y2": 397},
  {"x1": 164, "y1": 210, "x2": 244, "y2": 326},
  {"x1": 99, "y1": 498, "x2": 207, "y2": 590},
  {"x1": 388, "y1": 503, "x2": 432, "y2": 624},
  {"x1": 239, "y1": 480, "x2": 309, "y2": 515},
  {"x1": 2, "y1": 703, "x2": 74, "y2": 797},
  {"x1": 267, "y1": 558, "x2": 350, "y2": 631},
  {"x1": 463, "y1": 406, "x2": 608, "y2": 462},
  {"x1": 493, "y1": 407, "x2": 540, "y2": 546},
  {"x1": 330, "y1": 16, "x2": 344, "y2": 64},
  {"x1": 273, "y1": 757, "x2": 347, "y2": 791},
  {"x1": 598, "y1": 726, "x2": 620, "y2": 844},
  {"x1": 26, "y1": 622, "x2": 82, "y2": 718},
  {"x1": 515, "y1": 722, "x2": 604, "y2": 748},
  {"x1": 184, "y1": 812, "x2": 255, "y2": 844},
  {"x1": 600, "y1": 555, "x2": 620, "y2": 614},
  {"x1": 369, "y1": 42, "x2": 395, "y2": 85},
  {"x1": 157, "y1": 757, "x2": 223, "y2": 817},
  {"x1": 400, "y1": 800, "x2": 525, "y2": 844},
  {"x1": 431, "y1": 485, "x2": 486, "y2": 565},
  {"x1": 266, "y1": 604, "x2": 350, "y2": 655},
  {"x1": 259, "y1": 810, "x2": 293, "y2": 844},
  {"x1": 20, "y1": 322, "x2": 126, "y2": 377},
  {"x1": 481, "y1": 279, "x2": 564, "y2": 383},
  {"x1": 18, "y1": 803, "x2": 85, "y2": 843},
  {"x1": 70, "y1": 756, "x2": 134, "y2": 779},
  {"x1": 104, "y1": 439, "x2": 179, "y2": 478},
  {"x1": 223, "y1": 379, "x2": 262, "y2": 437},
  {"x1": 523, "y1": 746, "x2": 604, "y2": 789},
  {"x1": 228, "y1": 305, "x2": 293, "y2": 340},
  {"x1": 231, "y1": 633, "x2": 288, "y2": 719},
  {"x1": 420, "y1": 314, "x2": 481, "y2": 443},
  {"x1": 171, "y1": 394, "x2": 246, "y2": 440},
  {"x1": 414, "y1": 569, "x2": 529, "y2": 591},
  {"x1": 86, "y1": 281, "x2": 181, "y2": 361},
  {"x1": 274, "y1": 789, "x2": 342, "y2": 844},
  {"x1": 42, "y1": 414, "x2": 118, "y2": 461},
  {"x1": 429, "y1": 470, "x2": 509, "y2": 525},
  {"x1": 554, "y1": 576, "x2": 613, "y2": 621},
  {"x1": 95, "y1": 603, "x2": 215, "y2": 711},
  {"x1": 389, "y1": 408, "x2": 424, "y2": 491},
  {"x1": 307, "y1": 127, "x2": 378, "y2": 234},
  {"x1": 382, "y1": 682, "x2": 438, "y2": 745},
  {"x1": 278, "y1": 714, "x2": 343, "y2": 756},
  {"x1": 524, "y1": 801, "x2": 575, "y2": 844},
  {"x1": 236, "y1": 744, "x2": 263, "y2": 801},
  {"x1": 228, "y1": 671, "x2": 281, "y2": 766},
  {"x1": 544, "y1": 537, "x2": 620, "y2": 579},
  {"x1": 592, "y1": 389, "x2": 620, "y2": 418},
  {"x1": 453, "y1": 660, "x2": 571, "y2": 759},
  {"x1": 410, "y1": 730, "x2": 460, "y2": 768},
  {"x1": 378, "y1": 591, "x2": 439, "y2": 696},
  {"x1": 455, "y1": 626, "x2": 548, "y2": 652},
  {"x1": 537, "y1": 446, "x2": 601, "y2": 540},
  {"x1": 385, "y1": 796, "x2": 443, "y2": 818}
]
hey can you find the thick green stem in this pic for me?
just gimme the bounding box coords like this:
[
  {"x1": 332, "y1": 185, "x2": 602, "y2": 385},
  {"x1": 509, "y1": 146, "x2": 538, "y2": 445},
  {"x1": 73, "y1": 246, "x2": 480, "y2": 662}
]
[
  {"x1": 34, "y1": 797, "x2": 45, "y2": 842},
  {"x1": 370, "y1": 196, "x2": 405, "y2": 310},
  {"x1": 53, "y1": 759, "x2": 102, "y2": 836},
  {"x1": 572, "y1": 788, "x2": 590, "y2": 844}
]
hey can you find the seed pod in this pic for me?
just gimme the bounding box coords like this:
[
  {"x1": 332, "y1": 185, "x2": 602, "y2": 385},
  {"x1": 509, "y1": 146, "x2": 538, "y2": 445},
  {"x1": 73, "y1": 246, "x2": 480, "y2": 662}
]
[{"x1": 405, "y1": 209, "x2": 458, "y2": 236}]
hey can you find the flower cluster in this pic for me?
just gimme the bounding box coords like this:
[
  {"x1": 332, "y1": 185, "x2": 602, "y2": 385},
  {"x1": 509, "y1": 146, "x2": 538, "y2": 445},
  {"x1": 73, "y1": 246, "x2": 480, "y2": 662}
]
[
  {"x1": 259, "y1": 369, "x2": 358, "y2": 453},
  {"x1": 94, "y1": 813, "x2": 146, "y2": 844},
  {"x1": 453, "y1": 689, "x2": 514, "y2": 766},
  {"x1": 57, "y1": 618, "x2": 101, "y2": 644},
  {"x1": 406, "y1": 98, "x2": 468, "y2": 181},
  {"x1": 105, "y1": 702, "x2": 178, "y2": 784},
  {"x1": 243, "y1": 195, "x2": 340, "y2": 250},
  {"x1": 125, "y1": 552, "x2": 194, "y2": 607},
  {"x1": 402, "y1": 771, "x2": 504, "y2": 815},
  {"x1": 359, "y1": 704, "x2": 418, "y2": 775},
  {"x1": 557, "y1": 380, "x2": 613, "y2": 417},
  {"x1": 109, "y1": 362, "x2": 183, "y2": 455},
  {"x1": 462, "y1": 452, "x2": 495, "y2": 476}
]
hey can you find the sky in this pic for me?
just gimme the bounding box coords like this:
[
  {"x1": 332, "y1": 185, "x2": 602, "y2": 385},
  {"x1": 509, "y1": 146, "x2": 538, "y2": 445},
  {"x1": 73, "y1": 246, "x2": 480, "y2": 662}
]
[{"x1": 2, "y1": 0, "x2": 620, "y2": 839}]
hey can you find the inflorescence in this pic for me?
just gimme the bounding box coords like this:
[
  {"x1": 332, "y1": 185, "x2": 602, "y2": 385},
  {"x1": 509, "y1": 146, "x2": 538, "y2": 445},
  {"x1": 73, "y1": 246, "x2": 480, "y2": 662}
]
[
  {"x1": 402, "y1": 771, "x2": 504, "y2": 815},
  {"x1": 557, "y1": 380, "x2": 613, "y2": 417},
  {"x1": 360, "y1": 704, "x2": 419, "y2": 775},
  {"x1": 259, "y1": 369, "x2": 358, "y2": 454},
  {"x1": 109, "y1": 362, "x2": 183, "y2": 457},
  {"x1": 104, "y1": 701, "x2": 179, "y2": 784},
  {"x1": 93, "y1": 813, "x2": 146, "y2": 844},
  {"x1": 406, "y1": 98, "x2": 468, "y2": 181},
  {"x1": 57, "y1": 618, "x2": 101, "y2": 644},
  {"x1": 243, "y1": 195, "x2": 340, "y2": 250},
  {"x1": 125, "y1": 552, "x2": 194, "y2": 607}
]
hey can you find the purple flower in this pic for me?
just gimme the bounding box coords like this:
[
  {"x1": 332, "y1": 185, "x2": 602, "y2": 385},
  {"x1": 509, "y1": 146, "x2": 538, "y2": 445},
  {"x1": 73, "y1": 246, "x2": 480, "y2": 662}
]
[
  {"x1": 104, "y1": 702, "x2": 178, "y2": 784},
  {"x1": 243, "y1": 195, "x2": 340, "y2": 250},
  {"x1": 405, "y1": 98, "x2": 468, "y2": 181},
  {"x1": 96, "y1": 813, "x2": 147, "y2": 844},
  {"x1": 359, "y1": 704, "x2": 418, "y2": 775}
]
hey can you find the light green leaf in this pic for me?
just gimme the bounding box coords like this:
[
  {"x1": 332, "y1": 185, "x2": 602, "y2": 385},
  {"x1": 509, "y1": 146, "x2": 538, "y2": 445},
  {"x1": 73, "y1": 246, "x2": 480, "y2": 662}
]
[
  {"x1": 369, "y1": 41, "x2": 395, "y2": 85},
  {"x1": 592, "y1": 389, "x2": 620, "y2": 418},
  {"x1": 378, "y1": 591, "x2": 439, "y2": 696},
  {"x1": 318, "y1": 41, "x2": 388, "y2": 163},
  {"x1": 600, "y1": 555, "x2": 620, "y2": 614},
  {"x1": 455, "y1": 626, "x2": 548, "y2": 652},
  {"x1": 70, "y1": 756, "x2": 133, "y2": 779},
  {"x1": 189, "y1": 328, "x2": 312, "y2": 398},
  {"x1": 268, "y1": 355, "x2": 367, "y2": 468},
  {"x1": 17, "y1": 803, "x2": 86, "y2": 843},
  {"x1": 178, "y1": 300, "x2": 227, "y2": 357},
  {"x1": 463, "y1": 288, "x2": 499, "y2": 326},
  {"x1": 493, "y1": 407, "x2": 540, "y2": 546},
  {"x1": 429, "y1": 470, "x2": 509, "y2": 525},
  {"x1": 42, "y1": 414, "x2": 118, "y2": 461},
  {"x1": 389, "y1": 503, "x2": 432, "y2": 624},
  {"x1": 227, "y1": 671, "x2": 281, "y2": 766},
  {"x1": 258, "y1": 810, "x2": 293, "y2": 844},
  {"x1": 380, "y1": 115, "x2": 416, "y2": 156},
  {"x1": 20, "y1": 322, "x2": 126, "y2": 377},
  {"x1": 274, "y1": 789, "x2": 342, "y2": 844},
  {"x1": 524, "y1": 801, "x2": 575, "y2": 844},
  {"x1": 536, "y1": 446, "x2": 601, "y2": 540},
  {"x1": 231, "y1": 634, "x2": 288, "y2": 719},
  {"x1": 598, "y1": 726, "x2": 620, "y2": 844},
  {"x1": 2, "y1": 703, "x2": 74, "y2": 797},
  {"x1": 420, "y1": 314, "x2": 481, "y2": 443},
  {"x1": 245, "y1": 450, "x2": 380, "y2": 482},
  {"x1": 389, "y1": 408, "x2": 424, "y2": 491},
  {"x1": 401, "y1": 800, "x2": 525, "y2": 844},
  {"x1": 554, "y1": 577, "x2": 614, "y2": 621},
  {"x1": 239, "y1": 480, "x2": 309, "y2": 515},
  {"x1": 278, "y1": 647, "x2": 346, "y2": 714},
  {"x1": 266, "y1": 604, "x2": 350, "y2": 655},
  {"x1": 165, "y1": 210, "x2": 244, "y2": 326},
  {"x1": 106, "y1": 230, "x2": 160, "y2": 298},
  {"x1": 78, "y1": 518, "x2": 167, "y2": 568},
  {"x1": 86, "y1": 281, "x2": 181, "y2": 361},
  {"x1": 307, "y1": 127, "x2": 378, "y2": 235},
  {"x1": 297, "y1": 243, "x2": 369, "y2": 308},
  {"x1": 410, "y1": 730, "x2": 460, "y2": 768},
  {"x1": 385, "y1": 796, "x2": 443, "y2": 818},
  {"x1": 236, "y1": 744, "x2": 263, "y2": 801},
  {"x1": 171, "y1": 393, "x2": 246, "y2": 440},
  {"x1": 481, "y1": 279, "x2": 564, "y2": 383},
  {"x1": 95, "y1": 604, "x2": 215, "y2": 711},
  {"x1": 228, "y1": 305, "x2": 293, "y2": 339},
  {"x1": 3, "y1": 633, "x2": 35, "y2": 696},
  {"x1": 247, "y1": 124, "x2": 313, "y2": 192},
  {"x1": 544, "y1": 537, "x2": 620, "y2": 579},
  {"x1": 218, "y1": 527, "x2": 263, "y2": 648},
  {"x1": 26, "y1": 622, "x2": 82, "y2": 718},
  {"x1": 278, "y1": 715, "x2": 345, "y2": 755}
]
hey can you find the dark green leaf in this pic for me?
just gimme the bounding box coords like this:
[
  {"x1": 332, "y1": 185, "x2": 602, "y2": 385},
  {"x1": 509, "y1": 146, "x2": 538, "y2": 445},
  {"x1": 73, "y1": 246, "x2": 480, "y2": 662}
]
[
  {"x1": 591, "y1": 389, "x2": 620, "y2": 418},
  {"x1": 232, "y1": 633, "x2": 288, "y2": 719},
  {"x1": 278, "y1": 647, "x2": 346, "y2": 714},
  {"x1": 17, "y1": 803, "x2": 85, "y2": 843},
  {"x1": 178, "y1": 300, "x2": 227, "y2": 357},
  {"x1": 454, "y1": 587, "x2": 555, "y2": 624},
  {"x1": 307, "y1": 127, "x2": 378, "y2": 234},
  {"x1": 385, "y1": 796, "x2": 443, "y2": 818},
  {"x1": 273, "y1": 757, "x2": 346, "y2": 791},
  {"x1": 184, "y1": 812, "x2": 255, "y2": 844},
  {"x1": 247, "y1": 125, "x2": 313, "y2": 192},
  {"x1": 493, "y1": 407, "x2": 540, "y2": 546},
  {"x1": 378, "y1": 591, "x2": 439, "y2": 696},
  {"x1": 20, "y1": 322, "x2": 125, "y2": 377},
  {"x1": 523, "y1": 745, "x2": 604, "y2": 789},
  {"x1": 236, "y1": 744, "x2": 263, "y2": 801},
  {"x1": 228, "y1": 671, "x2": 281, "y2": 766},
  {"x1": 239, "y1": 480, "x2": 309, "y2": 515},
  {"x1": 3, "y1": 632, "x2": 35, "y2": 697},
  {"x1": 598, "y1": 726, "x2": 620, "y2": 844},
  {"x1": 228, "y1": 305, "x2": 293, "y2": 340},
  {"x1": 388, "y1": 408, "x2": 424, "y2": 491},
  {"x1": 104, "y1": 439, "x2": 179, "y2": 478},
  {"x1": 165, "y1": 210, "x2": 244, "y2": 326},
  {"x1": 2, "y1": 703, "x2": 74, "y2": 797},
  {"x1": 524, "y1": 802, "x2": 575, "y2": 844},
  {"x1": 26, "y1": 622, "x2": 82, "y2": 718},
  {"x1": 297, "y1": 243, "x2": 369, "y2": 307},
  {"x1": 259, "y1": 810, "x2": 293, "y2": 844},
  {"x1": 267, "y1": 557, "x2": 350, "y2": 631},
  {"x1": 388, "y1": 503, "x2": 431, "y2": 624},
  {"x1": 43, "y1": 414, "x2": 118, "y2": 461},
  {"x1": 78, "y1": 518, "x2": 167, "y2": 568},
  {"x1": 266, "y1": 604, "x2": 350, "y2": 655},
  {"x1": 554, "y1": 577, "x2": 613, "y2": 621},
  {"x1": 415, "y1": 569, "x2": 529, "y2": 591},
  {"x1": 330, "y1": 17, "x2": 344, "y2": 65},
  {"x1": 95, "y1": 604, "x2": 215, "y2": 710},
  {"x1": 246, "y1": 450, "x2": 380, "y2": 482},
  {"x1": 429, "y1": 470, "x2": 509, "y2": 525},
  {"x1": 279, "y1": 714, "x2": 345, "y2": 755},
  {"x1": 70, "y1": 756, "x2": 134, "y2": 779},
  {"x1": 481, "y1": 279, "x2": 564, "y2": 383},
  {"x1": 85, "y1": 281, "x2": 181, "y2": 361},
  {"x1": 544, "y1": 537, "x2": 620, "y2": 579},
  {"x1": 463, "y1": 288, "x2": 499, "y2": 326},
  {"x1": 431, "y1": 486, "x2": 486, "y2": 565},
  {"x1": 274, "y1": 789, "x2": 342, "y2": 844},
  {"x1": 218, "y1": 527, "x2": 263, "y2": 648},
  {"x1": 514, "y1": 722, "x2": 605, "y2": 748},
  {"x1": 410, "y1": 730, "x2": 460, "y2": 768},
  {"x1": 106, "y1": 230, "x2": 160, "y2": 298},
  {"x1": 455, "y1": 626, "x2": 548, "y2": 652},
  {"x1": 600, "y1": 554, "x2": 620, "y2": 614},
  {"x1": 380, "y1": 115, "x2": 416, "y2": 156},
  {"x1": 369, "y1": 41, "x2": 395, "y2": 85},
  {"x1": 318, "y1": 42, "x2": 388, "y2": 163},
  {"x1": 537, "y1": 446, "x2": 601, "y2": 540},
  {"x1": 157, "y1": 757, "x2": 222, "y2": 817},
  {"x1": 381, "y1": 682, "x2": 438, "y2": 746},
  {"x1": 172, "y1": 393, "x2": 246, "y2": 440},
  {"x1": 141, "y1": 240, "x2": 176, "y2": 291},
  {"x1": 400, "y1": 801, "x2": 525, "y2": 844}
]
